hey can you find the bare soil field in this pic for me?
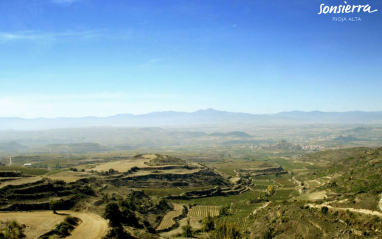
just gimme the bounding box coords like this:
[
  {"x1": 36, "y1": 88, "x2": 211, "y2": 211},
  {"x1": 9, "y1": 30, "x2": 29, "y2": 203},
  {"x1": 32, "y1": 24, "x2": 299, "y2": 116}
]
[
  {"x1": 0, "y1": 210, "x2": 108, "y2": 239},
  {"x1": 0, "y1": 211, "x2": 66, "y2": 238},
  {"x1": 90, "y1": 158, "x2": 150, "y2": 172},
  {"x1": 294, "y1": 190, "x2": 327, "y2": 201}
]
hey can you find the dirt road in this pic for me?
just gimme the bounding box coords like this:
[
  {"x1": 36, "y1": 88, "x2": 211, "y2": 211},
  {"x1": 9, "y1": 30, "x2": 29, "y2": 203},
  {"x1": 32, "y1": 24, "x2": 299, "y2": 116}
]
[
  {"x1": 64, "y1": 211, "x2": 108, "y2": 239},
  {"x1": 308, "y1": 204, "x2": 382, "y2": 217},
  {"x1": 292, "y1": 177, "x2": 303, "y2": 194},
  {"x1": 250, "y1": 202, "x2": 271, "y2": 216}
]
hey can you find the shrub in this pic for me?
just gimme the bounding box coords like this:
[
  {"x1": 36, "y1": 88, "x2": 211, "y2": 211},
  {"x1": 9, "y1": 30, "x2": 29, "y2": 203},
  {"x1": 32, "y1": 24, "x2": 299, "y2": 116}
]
[
  {"x1": 321, "y1": 206, "x2": 329, "y2": 214},
  {"x1": 212, "y1": 221, "x2": 241, "y2": 239},
  {"x1": 0, "y1": 220, "x2": 25, "y2": 239},
  {"x1": 202, "y1": 213, "x2": 215, "y2": 232},
  {"x1": 181, "y1": 219, "x2": 193, "y2": 237}
]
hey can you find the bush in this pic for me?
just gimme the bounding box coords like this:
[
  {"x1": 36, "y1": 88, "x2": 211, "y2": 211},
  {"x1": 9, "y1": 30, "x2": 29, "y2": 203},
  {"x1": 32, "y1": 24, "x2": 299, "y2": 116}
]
[
  {"x1": 103, "y1": 226, "x2": 135, "y2": 239},
  {"x1": 104, "y1": 203, "x2": 124, "y2": 227},
  {"x1": 55, "y1": 222, "x2": 74, "y2": 237},
  {"x1": 321, "y1": 206, "x2": 329, "y2": 214},
  {"x1": 212, "y1": 221, "x2": 241, "y2": 239},
  {"x1": 219, "y1": 205, "x2": 230, "y2": 216},
  {"x1": 0, "y1": 220, "x2": 25, "y2": 239},
  {"x1": 202, "y1": 213, "x2": 214, "y2": 232},
  {"x1": 65, "y1": 216, "x2": 80, "y2": 226},
  {"x1": 181, "y1": 219, "x2": 193, "y2": 237}
]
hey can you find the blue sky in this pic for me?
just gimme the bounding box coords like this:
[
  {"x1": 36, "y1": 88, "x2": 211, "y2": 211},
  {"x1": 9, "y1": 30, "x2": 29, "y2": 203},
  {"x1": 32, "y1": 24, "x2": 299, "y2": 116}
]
[{"x1": 0, "y1": 0, "x2": 381, "y2": 118}]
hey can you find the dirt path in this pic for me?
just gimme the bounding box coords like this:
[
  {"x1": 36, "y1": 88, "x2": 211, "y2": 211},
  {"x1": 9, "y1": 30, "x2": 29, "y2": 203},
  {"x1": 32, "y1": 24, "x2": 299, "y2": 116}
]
[
  {"x1": 379, "y1": 194, "x2": 382, "y2": 212},
  {"x1": 308, "y1": 219, "x2": 327, "y2": 238},
  {"x1": 63, "y1": 211, "x2": 108, "y2": 239},
  {"x1": 250, "y1": 202, "x2": 271, "y2": 216},
  {"x1": 308, "y1": 204, "x2": 382, "y2": 218},
  {"x1": 306, "y1": 179, "x2": 323, "y2": 187},
  {"x1": 292, "y1": 177, "x2": 303, "y2": 194}
]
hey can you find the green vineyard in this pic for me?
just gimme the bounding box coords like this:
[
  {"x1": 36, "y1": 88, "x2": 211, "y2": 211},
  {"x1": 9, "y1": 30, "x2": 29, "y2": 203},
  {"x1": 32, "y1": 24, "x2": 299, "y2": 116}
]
[{"x1": 188, "y1": 205, "x2": 221, "y2": 218}]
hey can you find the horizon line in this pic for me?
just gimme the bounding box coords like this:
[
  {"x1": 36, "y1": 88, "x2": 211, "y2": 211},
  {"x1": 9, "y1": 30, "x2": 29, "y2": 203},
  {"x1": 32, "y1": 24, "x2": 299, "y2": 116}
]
[{"x1": 1, "y1": 108, "x2": 382, "y2": 120}]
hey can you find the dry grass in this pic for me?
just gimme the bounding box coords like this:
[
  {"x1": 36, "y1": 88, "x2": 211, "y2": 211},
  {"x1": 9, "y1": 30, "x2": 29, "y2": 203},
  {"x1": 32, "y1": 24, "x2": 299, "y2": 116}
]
[
  {"x1": 45, "y1": 171, "x2": 87, "y2": 183},
  {"x1": 0, "y1": 176, "x2": 44, "y2": 189},
  {"x1": 90, "y1": 158, "x2": 150, "y2": 172},
  {"x1": 0, "y1": 210, "x2": 108, "y2": 239},
  {"x1": 0, "y1": 211, "x2": 66, "y2": 238}
]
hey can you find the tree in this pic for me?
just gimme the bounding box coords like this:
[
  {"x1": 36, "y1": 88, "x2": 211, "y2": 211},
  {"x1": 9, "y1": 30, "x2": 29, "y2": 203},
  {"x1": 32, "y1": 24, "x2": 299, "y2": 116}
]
[
  {"x1": 202, "y1": 213, "x2": 214, "y2": 232},
  {"x1": 212, "y1": 221, "x2": 241, "y2": 239},
  {"x1": 321, "y1": 206, "x2": 329, "y2": 215},
  {"x1": 181, "y1": 219, "x2": 193, "y2": 237},
  {"x1": 267, "y1": 185, "x2": 275, "y2": 195},
  {"x1": 104, "y1": 203, "x2": 123, "y2": 227},
  {"x1": 262, "y1": 228, "x2": 274, "y2": 239},
  {"x1": 219, "y1": 205, "x2": 230, "y2": 216},
  {"x1": 50, "y1": 199, "x2": 61, "y2": 214}
]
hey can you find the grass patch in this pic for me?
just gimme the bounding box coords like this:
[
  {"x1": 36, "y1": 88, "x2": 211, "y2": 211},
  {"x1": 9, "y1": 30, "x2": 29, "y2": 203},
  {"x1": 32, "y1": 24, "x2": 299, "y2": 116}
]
[
  {"x1": 141, "y1": 186, "x2": 216, "y2": 197},
  {"x1": 172, "y1": 190, "x2": 262, "y2": 206}
]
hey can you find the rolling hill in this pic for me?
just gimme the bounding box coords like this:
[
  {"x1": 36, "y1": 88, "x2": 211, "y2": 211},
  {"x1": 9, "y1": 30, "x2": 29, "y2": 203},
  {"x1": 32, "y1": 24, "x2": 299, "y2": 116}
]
[{"x1": 1, "y1": 109, "x2": 382, "y2": 130}]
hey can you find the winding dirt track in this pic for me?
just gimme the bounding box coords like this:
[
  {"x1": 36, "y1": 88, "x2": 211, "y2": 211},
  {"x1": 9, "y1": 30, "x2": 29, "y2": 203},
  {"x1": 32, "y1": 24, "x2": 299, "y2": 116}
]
[
  {"x1": 250, "y1": 202, "x2": 271, "y2": 216},
  {"x1": 63, "y1": 211, "x2": 108, "y2": 239},
  {"x1": 308, "y1": 204, "x2": 382, "y2": 217}
]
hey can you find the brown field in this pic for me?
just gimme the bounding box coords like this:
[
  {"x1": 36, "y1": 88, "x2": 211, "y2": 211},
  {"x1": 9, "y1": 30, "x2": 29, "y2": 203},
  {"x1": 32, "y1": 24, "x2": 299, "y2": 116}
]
[
  {"x1": 90, "y1": 158, "x2": 150, "y2": 172},
  {"x1": 90, "y1": 154, "x2": 202, "y2": 176},
  {"x1": 0, "y1": 210, "x2": 108, "y2": 239},
  {"x1": 156, "y1": 204, "x2": 184, "y2": 231},
  {"x1": 0, "y1": 211, "x2": 67, "y2": 238},
  {"x1": 45, "y1": 171, "x2": 88, "y2": 183},
  {"x1": 294, "y1": 190, "x2": 327, "y2": 201}
]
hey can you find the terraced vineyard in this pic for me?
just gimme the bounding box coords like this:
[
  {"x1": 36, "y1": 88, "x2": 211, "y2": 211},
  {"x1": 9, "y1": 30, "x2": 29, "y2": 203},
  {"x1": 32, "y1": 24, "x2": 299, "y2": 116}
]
[
  {"x1": 188, "y1": 205, "x2": 220, "y2": 218},
  {"x1": 156, "y1": 204, "x2": 184, "y2": 231},
  {"x1": 0, "y1": 175, "x2": 94, "y2": 211}
]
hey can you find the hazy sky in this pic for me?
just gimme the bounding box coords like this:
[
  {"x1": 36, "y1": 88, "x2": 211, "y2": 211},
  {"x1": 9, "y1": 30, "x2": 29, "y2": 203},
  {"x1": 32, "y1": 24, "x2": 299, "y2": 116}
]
[{"x1": 0, "y1": 0, "x2": 381, "y2": 118}]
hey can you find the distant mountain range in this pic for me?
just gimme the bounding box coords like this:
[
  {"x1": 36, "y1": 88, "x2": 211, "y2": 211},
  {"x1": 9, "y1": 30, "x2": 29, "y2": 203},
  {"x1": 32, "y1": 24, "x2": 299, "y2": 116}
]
[{"x1": 1, "y1": 109, "x2": 382, "y2": 130}]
